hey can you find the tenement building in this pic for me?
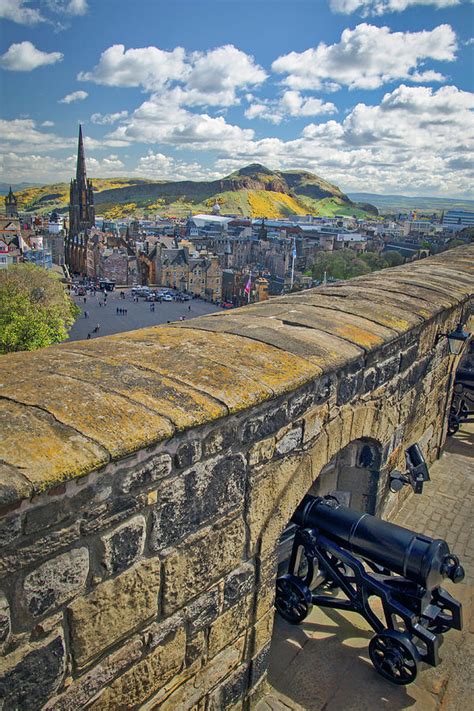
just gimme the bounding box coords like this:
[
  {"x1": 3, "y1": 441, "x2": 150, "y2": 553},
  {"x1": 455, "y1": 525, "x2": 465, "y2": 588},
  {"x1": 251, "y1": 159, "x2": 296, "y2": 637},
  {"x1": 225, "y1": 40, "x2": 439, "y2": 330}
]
[{"x1": 0, "y1": 246, "x2": 472, "y2": 709}]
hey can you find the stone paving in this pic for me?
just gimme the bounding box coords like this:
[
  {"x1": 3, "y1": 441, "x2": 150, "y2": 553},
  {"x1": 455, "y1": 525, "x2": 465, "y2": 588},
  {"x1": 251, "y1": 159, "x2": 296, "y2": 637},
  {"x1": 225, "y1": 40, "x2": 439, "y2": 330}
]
[
  {"x1": 67, "y1": 288, "x2": 221, "y2": 341},
  {"x1": 256, "y1": 422, "x2": 474, "y2": 711}
]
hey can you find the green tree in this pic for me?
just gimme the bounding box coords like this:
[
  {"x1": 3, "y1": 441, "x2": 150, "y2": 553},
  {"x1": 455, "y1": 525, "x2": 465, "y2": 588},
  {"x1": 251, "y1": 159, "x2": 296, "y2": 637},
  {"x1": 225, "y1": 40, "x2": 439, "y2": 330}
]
[
  {"x1": 0, "y1": 264, "x2": 79, "y2": 354},
  {"x1": 382, "y1": 250, "x2": 404, "y2": 267}
]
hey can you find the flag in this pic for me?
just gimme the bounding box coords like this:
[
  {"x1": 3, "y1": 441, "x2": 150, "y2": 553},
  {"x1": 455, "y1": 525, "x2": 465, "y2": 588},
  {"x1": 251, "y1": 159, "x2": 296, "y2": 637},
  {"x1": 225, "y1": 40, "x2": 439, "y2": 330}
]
[{"x1": 244, "y1": 273, "x2": 252, "y2": 296}]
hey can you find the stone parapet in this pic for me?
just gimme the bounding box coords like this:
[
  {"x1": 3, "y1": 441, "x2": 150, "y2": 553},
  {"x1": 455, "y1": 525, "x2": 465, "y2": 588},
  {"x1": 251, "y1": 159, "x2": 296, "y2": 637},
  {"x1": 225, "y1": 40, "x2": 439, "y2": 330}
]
[{"x1": 0, "y1": 246, "x2": 472, "y2": 709}]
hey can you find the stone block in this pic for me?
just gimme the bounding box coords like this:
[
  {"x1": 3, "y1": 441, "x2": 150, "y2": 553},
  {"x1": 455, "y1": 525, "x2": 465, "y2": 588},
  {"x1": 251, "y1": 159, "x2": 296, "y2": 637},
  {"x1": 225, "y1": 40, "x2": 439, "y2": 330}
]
[
  {"x1": 23, "y1": 547, "x2": 89, "y2": 617},
  {"x1": 252, "y1": 609, "x2": 274, "y2": 657},
  {"x1": 308, "y1": 431, "x2": 329, "y2": 480},
  {"x1": 247, "y1": 455, "x2": 310, "y2": 554},
  {"x1": 207, "y1": 662, "x2": 250, "y2": 711},
  {"x1": 143, "y1": 610, "x2": 183, "y2": 651},
  {"x1": 68, "y1": 557, "x2": 161, "y2": 667},
  {"x1": 223, "y1": 562, "x2": 255, "y2": 612},
  {"x1": 100, "y1": 515, "x2": 146, "y2": 575},
  {"x1": 0, "y1": 629, "x2": 66, "y2": 710},
  {"x1": 80, "y1": 492, "x2": 148, "y2": 537},
  {"x1": 159, "y1": 636, "x2": 245, "y2": 711},
  {"x1": 0, "y1": 512, "x2": 22, "y2": 548},
  {"x1": 275, "y1": 424, "x2": 303, "y2": 455},
  {"x1": 0, "y1": 521, "x2": 81, "y2": 578},
  {"x1": 162, "y1": 516, "x2": 246, "y2": 615},
  {"x1": 248, "y1": 436, "x2": 275, "y2": 466},
  {"x1": 208, "y1": 594, "x2": 253, "y2": 658},
  {"x1": 0, "y1": 592, "x2": 10, "y2": 644},
  {"x1": 119, "y1": 453, "x2": 172, "y2": 493},
  {"x1": 303, "y1": 403, "x2": 328, "y2": 444},
  {"x1": 185, "y1": 586, "x2": 220, "y2": 636},
  {"x1": 249, "y1": 456, "x2": 313, "y2": 556},
  {"x1": 250, "y1": 641, "x2": 271, "y2": 687},
  {"x1": 203, "y1": 424, "x2": 235, "y2": 457},
  {"x1": 88, "y1": 627, "x2": 185, "y2": 711},
  {"x1": 174, "y1": 440, "x2": 202, "y2": 469},
  {"x1": 241, "y1": 405, "x2": 288, "y2": 445},
  {"x1": 150, "y1": 454, "x2": 246, "y2": 551},
  {"x1": 42, "y1": 637, "x2": 144, "y2": 710}
]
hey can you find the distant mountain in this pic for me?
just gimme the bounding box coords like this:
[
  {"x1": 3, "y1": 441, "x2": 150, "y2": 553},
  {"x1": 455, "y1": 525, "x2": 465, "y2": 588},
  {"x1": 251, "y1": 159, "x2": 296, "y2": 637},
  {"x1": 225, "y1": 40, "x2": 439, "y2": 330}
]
[
  {"x1": 0, "y1": 165, "x2": 378, "y2": 219},
  {"x1": 0, "y1": 182, "x2": 41, "y2": 195},
  {"x1": 348, "y1": 192, "x2": 474, "y2": 215}
]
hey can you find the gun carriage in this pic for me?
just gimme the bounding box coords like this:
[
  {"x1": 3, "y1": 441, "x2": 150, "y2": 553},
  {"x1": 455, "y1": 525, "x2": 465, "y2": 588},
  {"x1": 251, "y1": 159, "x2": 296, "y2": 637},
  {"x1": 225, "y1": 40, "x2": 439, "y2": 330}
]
[
  {"x1": 275, "y1": 494, "x2": 464, "y2": 685},
  {"x1": 448, "y1": 338, "x2": 473, "y2": 436}
]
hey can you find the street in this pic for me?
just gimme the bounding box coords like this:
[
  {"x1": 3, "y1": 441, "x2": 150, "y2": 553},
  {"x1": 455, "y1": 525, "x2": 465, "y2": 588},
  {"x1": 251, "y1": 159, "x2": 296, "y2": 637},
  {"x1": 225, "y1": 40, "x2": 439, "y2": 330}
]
[{"x1": 67, "y1": 288, "x2": 221, "y2": 341}]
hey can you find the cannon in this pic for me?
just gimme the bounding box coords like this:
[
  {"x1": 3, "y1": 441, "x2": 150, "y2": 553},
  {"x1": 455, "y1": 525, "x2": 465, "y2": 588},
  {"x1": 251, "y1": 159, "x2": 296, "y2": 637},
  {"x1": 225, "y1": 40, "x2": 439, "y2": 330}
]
[
  {"x1": 275, "y1": 495, "x2": 464, "y2": 685},
  {"x1": 448, "y1": 338, "x2": 474, "y2": 436}
]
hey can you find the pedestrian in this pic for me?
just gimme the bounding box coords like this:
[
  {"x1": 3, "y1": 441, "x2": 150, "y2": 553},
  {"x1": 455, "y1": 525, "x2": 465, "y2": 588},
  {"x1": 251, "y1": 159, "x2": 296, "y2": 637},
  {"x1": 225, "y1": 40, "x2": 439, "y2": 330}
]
[
  {"x1": 125, "y1": 309, "x2": 127, "y2": 315},
  {"x1": 116, "y1": 307, "x2": 119, "y2": 314},
  {"x1": 83, "y1": 296, "x2": 87, "y2": 304},
  {"x1": 96, "y1": 323, "x2": 100, "y2": 332},
  {"x1": 188, "y1": 305, "x2": 191, "y2": 311},
  {"x1": 179, "y1": 315, "x2": 184, "y2": 321},
  {"x1": 84, "y1": 310, "x2": 88, "y2": 319},
  {"x1": 98, "y1": 302, "x2": 102, "y2": 308},
  {"x1": 87, "y1": 333, "x2": 91, "y2": 339}
]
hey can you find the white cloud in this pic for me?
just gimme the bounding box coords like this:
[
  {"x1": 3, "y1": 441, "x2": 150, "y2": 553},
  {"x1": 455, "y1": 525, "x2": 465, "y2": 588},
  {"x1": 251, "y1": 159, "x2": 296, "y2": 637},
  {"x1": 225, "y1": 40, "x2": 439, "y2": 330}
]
[
  {"x1": 0, "y1": 41, "x2": 63, "y2": 71},
  {"x1": 78, "y1": 43, "x2": 266, "y2": 107},
  {"x1": 45, "y1": 0, "x2": 89, "y2": 15},
  {"x1": 0, "y1": 118, "x2": 72, "y2": 152},
  {"x1": 59, "y1": 90, "x2": 88, "y2": 103},
  {"x1": 135, "y1": 151, "x2": 222, "y2": 181},
  {"x1": 330, "y1": 0, "x2": 461, "y2": 16},
  {"x1": 0, "y1": 0, "x2": 46, "y2": 24},
  {"x1": 183, "y1": 45, "x2": 267, "y2": 106},
  {"x1": 78, "y1": 44, "x2": 188, "y2": 90},
  {"x1": 272, "y1": 23, "x2": 456, "y2": 90},
  {"x1": 107, "y1": 89, "x2": 254, "y2": 151},
  {"x1": 245, "y1": 90, "x2": 337, "y2": 124},
  {"x1": 41, "y1": 120, "x2": 55, "y2": 127},
  {"x1": 0, "y1": 151, "x2": 124, "y2": 183},
  {"x1": 91, "y1": 110, "x2": 128, "y2": 125}
]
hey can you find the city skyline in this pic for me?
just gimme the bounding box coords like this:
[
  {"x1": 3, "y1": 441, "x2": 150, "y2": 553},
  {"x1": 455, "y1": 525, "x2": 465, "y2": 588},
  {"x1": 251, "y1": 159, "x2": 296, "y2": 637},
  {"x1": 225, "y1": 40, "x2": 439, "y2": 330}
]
[{"x1": 1, "y1": 0, "x2": 473, "y2": 197}]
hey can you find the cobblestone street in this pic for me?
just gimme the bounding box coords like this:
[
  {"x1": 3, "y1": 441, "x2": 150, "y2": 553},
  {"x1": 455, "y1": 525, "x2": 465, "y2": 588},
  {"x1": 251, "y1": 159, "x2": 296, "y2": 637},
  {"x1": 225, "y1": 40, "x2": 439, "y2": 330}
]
[{"x1": 256, "y1": 423, "x2": 474, "y2": 711}]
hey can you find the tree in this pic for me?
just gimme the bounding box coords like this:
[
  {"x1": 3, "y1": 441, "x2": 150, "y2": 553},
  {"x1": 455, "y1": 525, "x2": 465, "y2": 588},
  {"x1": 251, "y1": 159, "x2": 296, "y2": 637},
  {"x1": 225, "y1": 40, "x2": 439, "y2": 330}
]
[
  {"x1": 383, "y1": 250, "x2": 404, "y2": 267},
  {"x1": 0, "y1": 264, "x2": 79, "y2": 354}
]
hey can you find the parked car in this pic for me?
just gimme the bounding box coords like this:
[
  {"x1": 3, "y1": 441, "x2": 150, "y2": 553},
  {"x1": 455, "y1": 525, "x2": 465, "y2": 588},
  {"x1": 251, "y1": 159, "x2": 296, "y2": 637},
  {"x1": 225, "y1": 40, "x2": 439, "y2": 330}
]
[
  {"x1": 221, "y1": 302, "x2": 234, "y2": 309},
  {"x1": 162, "y1": 294, "x2": 173, "y2": 302}
]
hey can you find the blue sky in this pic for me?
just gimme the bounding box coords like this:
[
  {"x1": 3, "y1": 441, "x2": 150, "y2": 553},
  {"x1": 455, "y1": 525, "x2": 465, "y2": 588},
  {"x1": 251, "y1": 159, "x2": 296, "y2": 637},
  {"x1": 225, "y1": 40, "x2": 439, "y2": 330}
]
[{"x1": 1, "y1": 0, "x2": 473, "y2": 196}]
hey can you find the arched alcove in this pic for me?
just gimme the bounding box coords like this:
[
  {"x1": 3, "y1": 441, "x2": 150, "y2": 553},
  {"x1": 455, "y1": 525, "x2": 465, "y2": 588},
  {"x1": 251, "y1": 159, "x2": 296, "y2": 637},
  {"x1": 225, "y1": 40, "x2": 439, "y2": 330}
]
[{"x1": 276, "y1": 438, "x2": 384, "y2": 576}]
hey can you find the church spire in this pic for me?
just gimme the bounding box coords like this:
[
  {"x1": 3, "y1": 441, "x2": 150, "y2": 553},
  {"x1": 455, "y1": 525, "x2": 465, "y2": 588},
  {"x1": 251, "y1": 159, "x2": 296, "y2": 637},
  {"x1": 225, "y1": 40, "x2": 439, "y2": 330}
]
[{"x1": 76, "y1": 124, "x2": 87, "y2": 184}]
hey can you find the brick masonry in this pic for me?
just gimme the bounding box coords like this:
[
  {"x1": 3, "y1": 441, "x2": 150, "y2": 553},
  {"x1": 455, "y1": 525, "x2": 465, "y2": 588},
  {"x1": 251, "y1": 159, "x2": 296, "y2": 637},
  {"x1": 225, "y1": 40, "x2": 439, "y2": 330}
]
[{"x1": 0, "y1": 247, "x2": 472, "y2": 709}]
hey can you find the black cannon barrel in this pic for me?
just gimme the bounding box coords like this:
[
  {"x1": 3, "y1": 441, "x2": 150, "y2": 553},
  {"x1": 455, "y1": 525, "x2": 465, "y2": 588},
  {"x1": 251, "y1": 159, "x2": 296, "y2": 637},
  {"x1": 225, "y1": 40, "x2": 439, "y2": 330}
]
[{"x1": 292, "y1": 495, "x2": 464, "y2": 588}]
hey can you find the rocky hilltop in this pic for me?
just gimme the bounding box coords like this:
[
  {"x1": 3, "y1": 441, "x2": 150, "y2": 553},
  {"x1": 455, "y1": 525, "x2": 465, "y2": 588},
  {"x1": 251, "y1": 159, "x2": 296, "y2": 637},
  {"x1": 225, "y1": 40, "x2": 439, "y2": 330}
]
[{"x1": 2, "y1": 165, "x2": 378, "y2": 219}]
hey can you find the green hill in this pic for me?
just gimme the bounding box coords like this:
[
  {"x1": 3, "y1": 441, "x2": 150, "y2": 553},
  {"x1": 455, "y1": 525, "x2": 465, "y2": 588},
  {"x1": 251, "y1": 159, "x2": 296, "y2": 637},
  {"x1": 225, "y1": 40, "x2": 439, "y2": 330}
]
[{"x1": 1, "y1": 165, "x2": 378, "y2": 219}]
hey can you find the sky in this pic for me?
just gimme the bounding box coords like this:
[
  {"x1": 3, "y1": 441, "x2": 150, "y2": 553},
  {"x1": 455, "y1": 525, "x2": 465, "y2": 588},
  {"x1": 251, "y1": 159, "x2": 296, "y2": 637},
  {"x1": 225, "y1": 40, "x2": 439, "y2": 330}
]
[{"x1": 0, "y1": 0, "x2": 473, "y2": 197}]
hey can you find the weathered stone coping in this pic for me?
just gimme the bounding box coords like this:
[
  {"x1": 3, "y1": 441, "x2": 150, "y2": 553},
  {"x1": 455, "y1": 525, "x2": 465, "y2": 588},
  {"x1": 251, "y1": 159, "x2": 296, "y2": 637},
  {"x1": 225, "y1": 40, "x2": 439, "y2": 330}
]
[{"x1": 0, "y1": 246, "x2": 472, "y2": 506}]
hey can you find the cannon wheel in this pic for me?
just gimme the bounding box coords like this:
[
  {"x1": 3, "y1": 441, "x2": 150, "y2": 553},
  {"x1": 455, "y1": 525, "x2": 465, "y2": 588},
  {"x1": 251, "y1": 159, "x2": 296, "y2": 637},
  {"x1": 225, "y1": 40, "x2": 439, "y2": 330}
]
[
  {"x1": 369, "y1": 630, "x2": 418, "y2": 685},
  {"x1": 447, "y1": 412, "x2": 460, "y2": 436},
  {"x1": 275, "y1": 574, "x2": 313, "y2": 624}
]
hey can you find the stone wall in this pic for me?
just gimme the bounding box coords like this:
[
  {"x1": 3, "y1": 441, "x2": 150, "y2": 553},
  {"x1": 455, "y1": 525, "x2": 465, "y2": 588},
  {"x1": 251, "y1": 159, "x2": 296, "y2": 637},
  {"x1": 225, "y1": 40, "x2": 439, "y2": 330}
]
[{"x1": 0, "y1": 246, "x2": 472, "y2": 710}]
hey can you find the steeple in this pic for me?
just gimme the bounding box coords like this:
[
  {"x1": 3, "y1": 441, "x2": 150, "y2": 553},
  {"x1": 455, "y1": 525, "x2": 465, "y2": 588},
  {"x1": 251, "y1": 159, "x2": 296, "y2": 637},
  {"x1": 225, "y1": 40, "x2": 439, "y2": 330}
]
[{"x1": 76, "y1": 124, "x2": 87, "y2": 184}]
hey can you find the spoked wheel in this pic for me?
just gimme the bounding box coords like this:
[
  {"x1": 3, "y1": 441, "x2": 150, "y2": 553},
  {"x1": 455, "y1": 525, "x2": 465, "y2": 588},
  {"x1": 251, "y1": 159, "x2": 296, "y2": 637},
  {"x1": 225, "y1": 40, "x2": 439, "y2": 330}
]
[
  {"x1": 275, "y1": 574, "x2": 313, "y2": 624},
  {"x1": 447, "y1": 412, "x2": 460, "y2": 436},
  {"x1": 369, "y1": 630, "x2": 419, "y2": 685}
]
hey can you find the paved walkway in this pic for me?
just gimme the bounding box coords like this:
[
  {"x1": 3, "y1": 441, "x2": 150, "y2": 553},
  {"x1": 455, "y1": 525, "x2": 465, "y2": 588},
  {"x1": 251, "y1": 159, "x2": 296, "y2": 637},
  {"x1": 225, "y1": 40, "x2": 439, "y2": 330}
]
[{"x1": 256, "y1": 423, "x2": 474, "y2": 711}]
